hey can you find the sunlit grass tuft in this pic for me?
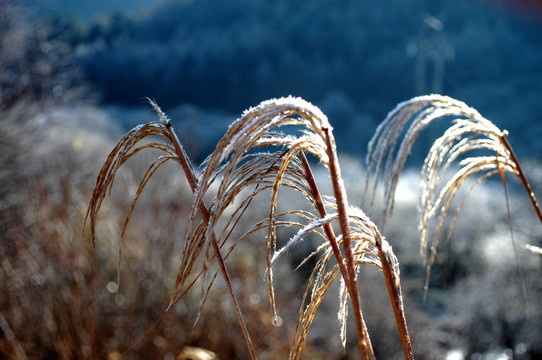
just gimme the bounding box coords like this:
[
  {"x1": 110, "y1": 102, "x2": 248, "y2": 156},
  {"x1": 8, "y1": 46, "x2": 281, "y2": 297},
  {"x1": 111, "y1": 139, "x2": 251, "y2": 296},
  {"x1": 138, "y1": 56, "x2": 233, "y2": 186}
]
[
  {"x1": 86, "y1": 94, "x2": 540, "y2": 359},
  {"x1": 88, "y1": 97, "x2": 414, "y2": 359}
]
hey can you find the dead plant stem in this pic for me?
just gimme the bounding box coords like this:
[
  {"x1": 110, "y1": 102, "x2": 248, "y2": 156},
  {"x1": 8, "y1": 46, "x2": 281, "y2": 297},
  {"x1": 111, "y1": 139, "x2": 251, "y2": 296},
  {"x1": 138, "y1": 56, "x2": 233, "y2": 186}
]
[
  {"x1": 374, "y1": 237, "x2": 414, "y2": 360},
  {"x1": 496, "y1": 153, "x2": 530, "y2": 316},
  {"x1": 323, "y1": 129, "x2": 374, "y2": 360},
  {"x1": 166, "y1": 122, "x2": 257, "y2": 360},
  {"x1": 299, "y1": 152, "x2": 349, "y2": 284},
  {"x1": 500, "y1": 133, "x2": 542, "y2": 225}
]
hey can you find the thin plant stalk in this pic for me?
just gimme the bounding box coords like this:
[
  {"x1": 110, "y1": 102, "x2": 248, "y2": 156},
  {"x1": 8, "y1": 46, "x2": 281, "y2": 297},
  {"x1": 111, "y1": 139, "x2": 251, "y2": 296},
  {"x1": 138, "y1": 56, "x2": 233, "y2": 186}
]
[
  {"x1": 499, "y1": 133, "x2": 542, "y2": 225},
  {"x1": 164, "y1": 120, "x2": 257, "y2": 360},
  {"x1": 496, "y1": 152, "x2": 529, "y2": 316},
  {"x1": 299, "y1": 153, "x2": 349, "y2": 286},
  {"x1": 323, "y1": 128, "x2": 374, "y2": 360},
  {"x1": 374, "y1": 237, "x2": 414, "y2": 360},
  {"x1": 301, "y1": 152, "x2": 414, "y2": 358}
]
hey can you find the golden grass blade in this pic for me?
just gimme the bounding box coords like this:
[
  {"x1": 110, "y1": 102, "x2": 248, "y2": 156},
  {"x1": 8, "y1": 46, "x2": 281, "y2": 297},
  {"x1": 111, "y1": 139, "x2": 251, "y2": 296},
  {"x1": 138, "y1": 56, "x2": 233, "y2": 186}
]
[
  {"x1": 289, "y1": 220, "x2": 377, "y2": 360},
  {"x1": 171, "y1": 147, "x2": 309, "y2": 313},
  {"x1": 290, "y1": 239, "x2": 377, "y2": 360},
  {"x1": 117, "y1": 154, "x2": 176, "y2": 296},
  {"x1": 290, "y1": 262, "x2": 349, "y2": 360},
  {"x1": 121, "y1": 155, "x2": 176, "y2": 237}
]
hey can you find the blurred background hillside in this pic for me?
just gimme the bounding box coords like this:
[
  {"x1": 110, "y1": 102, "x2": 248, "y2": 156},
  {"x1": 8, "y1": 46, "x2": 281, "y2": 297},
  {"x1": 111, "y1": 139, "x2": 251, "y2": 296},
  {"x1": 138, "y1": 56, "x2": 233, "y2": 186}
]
[
  {"x1": 1, "y1": 0, "x2": 542, "y2": 359},
  {"x1": 28, "y1": 0, "x2": 542, "y2": 159}
]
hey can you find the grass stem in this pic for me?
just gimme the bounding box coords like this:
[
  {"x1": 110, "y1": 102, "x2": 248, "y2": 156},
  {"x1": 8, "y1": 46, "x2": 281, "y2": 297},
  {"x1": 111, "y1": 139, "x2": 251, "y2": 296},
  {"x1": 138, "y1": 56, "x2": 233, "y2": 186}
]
[
  {"x1": 323, "y1": 128, "x2": 374, "y2": 360},
  {"x1": 500, "y1": 133, "x2": 542, "y2": 225},
  {"x1": 374, "y1": 237, "x2": 414, "y2": 360},
  {"x1": 496, "y1": 152, "x2": 530, "y2": 317},
  {"x1": 299, "y1": 153, "x2": 349, "y2": 284},
  {"x1": 165, "y1": 121, "x2": 257, "y2": 360}
]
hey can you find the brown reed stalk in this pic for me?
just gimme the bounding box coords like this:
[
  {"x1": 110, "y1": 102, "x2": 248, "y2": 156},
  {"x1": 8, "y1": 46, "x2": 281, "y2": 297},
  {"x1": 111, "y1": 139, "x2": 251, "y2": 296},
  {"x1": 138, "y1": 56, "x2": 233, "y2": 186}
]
[
  {"x1": 373, "y1": 235, "x2": 414, "y2": 359},
  {"x1": 496, "y1": 150, "x2": 529, "y2": 315},
  {"x1": 322, "y1": 128, "x2": 374, "y2": 360},
  {"x1": 157, "y1": 102, "x2": 257, "y2": 359},
  {"x1": 299, "y1": 152, "x2": 348, "y2": 286},
  {"x1": 301, "y1": 152, "x2": 413, "y2": 359},
  {"x1": 499, "y1": 132, "x2": 542, "y2": 225}
]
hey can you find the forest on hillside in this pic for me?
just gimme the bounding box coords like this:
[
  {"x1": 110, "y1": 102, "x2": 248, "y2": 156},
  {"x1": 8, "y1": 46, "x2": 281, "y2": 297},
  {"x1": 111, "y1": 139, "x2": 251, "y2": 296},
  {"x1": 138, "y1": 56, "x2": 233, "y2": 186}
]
[{"x1": 36, "y1": 0, "x2": 542, "y2": 160}]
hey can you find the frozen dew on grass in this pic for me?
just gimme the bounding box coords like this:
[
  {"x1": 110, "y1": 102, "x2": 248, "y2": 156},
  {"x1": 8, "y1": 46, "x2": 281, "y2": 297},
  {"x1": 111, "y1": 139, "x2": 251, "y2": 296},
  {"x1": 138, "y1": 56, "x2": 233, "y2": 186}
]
[{"x1": 87, "y1": 96, "x2": 413, "y2": 360}]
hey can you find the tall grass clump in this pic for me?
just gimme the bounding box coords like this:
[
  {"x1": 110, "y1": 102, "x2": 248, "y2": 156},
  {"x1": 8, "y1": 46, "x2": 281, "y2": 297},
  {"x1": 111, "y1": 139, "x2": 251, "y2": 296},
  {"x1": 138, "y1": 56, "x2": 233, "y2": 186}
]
[
  {"x1": 365, "y1": 94, "x2": 542, "y2": 298},
  {"x1": 87, "y1": 97, "x2": 413, "y2": 359},
  {"x1": 87, "y1": 95, "x2": 540, "y2": 359}
]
